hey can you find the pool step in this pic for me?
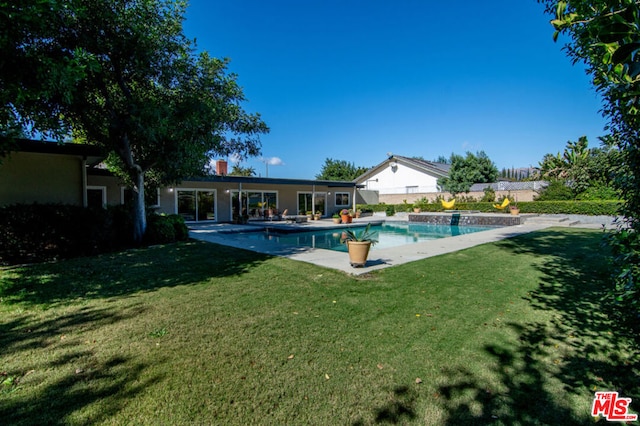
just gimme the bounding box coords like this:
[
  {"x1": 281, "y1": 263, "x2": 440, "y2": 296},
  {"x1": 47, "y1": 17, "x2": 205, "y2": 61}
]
[{"x1": 523, "y1": 215, "x2": 580, "y2": 227}]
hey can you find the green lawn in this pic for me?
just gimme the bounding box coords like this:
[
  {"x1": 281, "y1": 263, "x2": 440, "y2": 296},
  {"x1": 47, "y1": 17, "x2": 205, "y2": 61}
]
[{"x1": 1, "y1": 228, "x2": 638, "y2": 425}]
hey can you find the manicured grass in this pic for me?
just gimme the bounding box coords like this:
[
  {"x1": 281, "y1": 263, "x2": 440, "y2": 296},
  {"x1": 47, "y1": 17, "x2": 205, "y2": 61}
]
[{"x1": 1, "y1": 229, "x2": 638, "y2": 425}]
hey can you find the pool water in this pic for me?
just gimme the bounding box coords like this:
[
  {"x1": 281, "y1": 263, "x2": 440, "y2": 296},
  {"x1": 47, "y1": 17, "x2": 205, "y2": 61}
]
[{"x1": 238, "y1": 222, "x2": 499, "y2": 252}]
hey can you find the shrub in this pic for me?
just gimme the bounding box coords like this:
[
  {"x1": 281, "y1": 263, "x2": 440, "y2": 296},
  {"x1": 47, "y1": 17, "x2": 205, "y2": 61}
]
[
  {"x1": 0, "y1": 204, "x2": 191, "y2": 266},
  {"x1": 358, "y1": 201, "x2": 621, "y2": 216},
  {"x1": 0, "y1": 203, "x2": 117, "y2": 265},
  {"x1": 481, "y1": 187, "x2": 496, "y2": 202},
  {"x1": 167, "y1": 214, "x2": 189, "y2": 241},
  {"x1": 577, "y1": 185, "x2": 621, "y2": 201},
  {"x1": 144, "y1": 214, "x2": 176, "y2": 245},
  {"x1": 535, "y1": 179, "x2": 574, "y2": 201}
]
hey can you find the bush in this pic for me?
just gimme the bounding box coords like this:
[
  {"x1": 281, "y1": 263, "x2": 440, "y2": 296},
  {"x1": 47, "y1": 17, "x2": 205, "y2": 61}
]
[
  {"x1": 577, "y1": 185, "x2": 621, "y2": 201},
  {"x1": 358, "y1": 200, "x2": 621, "y2": 216},
  {"x1": 167, "y1": 214, "x2": 189, "y2": 241},
  {"x1": 535, "y1": 179, "x2": 574, "y2": 201},
  {"x1": 0, "y1": 203, "x2": 117, "y2": 265},
  {"x1": 481, "y1": 187, "x2": 496, "y2": 202},
  {"x1": 144, "y1": 214, "x2": 189, "y2": 245},
  {"x1": 144, "y1": 214, "x2": 176, "y2": 245},
  {"x1": 0, "y1": 204, "x2": 191, "y2": 266}
]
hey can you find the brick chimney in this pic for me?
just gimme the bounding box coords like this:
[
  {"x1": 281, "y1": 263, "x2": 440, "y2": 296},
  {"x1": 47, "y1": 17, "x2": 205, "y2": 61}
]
[{"x1": 216, "y1": 160, "x2": 228, "y2": 176}]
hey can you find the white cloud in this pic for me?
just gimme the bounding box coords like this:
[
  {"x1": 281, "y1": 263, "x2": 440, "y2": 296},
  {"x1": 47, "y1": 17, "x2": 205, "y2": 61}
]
[{"x1": 262, "y1": 156, "x2": 285, "y2": 166}]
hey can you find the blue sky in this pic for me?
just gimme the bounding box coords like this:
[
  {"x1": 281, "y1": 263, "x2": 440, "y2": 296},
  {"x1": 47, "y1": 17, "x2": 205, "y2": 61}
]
[{"x1": 183, "y1": 0, "x2": 607, "y2": 179}]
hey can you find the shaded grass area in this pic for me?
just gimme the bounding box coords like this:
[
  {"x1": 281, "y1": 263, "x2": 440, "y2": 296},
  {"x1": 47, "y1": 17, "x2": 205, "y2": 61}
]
[{"x1": 0, "y1": 230, "x2": 638, "y2": 425}]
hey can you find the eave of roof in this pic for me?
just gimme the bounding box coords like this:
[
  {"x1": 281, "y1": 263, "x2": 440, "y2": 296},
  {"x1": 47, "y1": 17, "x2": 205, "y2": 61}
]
[
  {"x1": 184, "y1": 175, "x2": 361, "y2": 188},
  {"x1": 8, "y1": 138, "x2": 105, "y2": 158}
]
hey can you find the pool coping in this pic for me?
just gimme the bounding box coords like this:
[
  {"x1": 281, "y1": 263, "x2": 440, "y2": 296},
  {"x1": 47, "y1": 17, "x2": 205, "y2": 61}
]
[{"x1": 188, "y1": 214, "x2": 614, "y2": 275}]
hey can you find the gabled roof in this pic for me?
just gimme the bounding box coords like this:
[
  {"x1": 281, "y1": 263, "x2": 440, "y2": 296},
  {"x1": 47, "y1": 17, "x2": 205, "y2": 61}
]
[{"x1": 355, "y1": 154, "x2": 450, "y2": 182}]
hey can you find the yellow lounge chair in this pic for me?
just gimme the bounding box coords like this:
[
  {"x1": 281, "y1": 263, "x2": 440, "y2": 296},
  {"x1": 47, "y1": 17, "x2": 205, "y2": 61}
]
[
  {"x1": 493, "y1": 198, "x2": 510, "y2": 210},
  {"x1": 441, "y1": 199, "x2": 456, "y2": 209}
]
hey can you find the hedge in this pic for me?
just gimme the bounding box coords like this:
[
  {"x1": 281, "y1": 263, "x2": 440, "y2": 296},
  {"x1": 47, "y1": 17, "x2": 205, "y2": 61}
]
[
  {"x1": 0, "y1": 204, "x2": 189, "y2": 266},
  {"x1": 358, "y1": 200, "x2": 622, "y2": 216}
]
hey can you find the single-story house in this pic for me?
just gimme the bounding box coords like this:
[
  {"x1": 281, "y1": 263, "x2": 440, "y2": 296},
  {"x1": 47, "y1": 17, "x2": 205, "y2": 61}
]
[
  {"x1": 355, "y1": 154, "x2": 450, "y2": 196},
  {"x1": 0, "y1": 139, "x2": 362, "y2": 222}
]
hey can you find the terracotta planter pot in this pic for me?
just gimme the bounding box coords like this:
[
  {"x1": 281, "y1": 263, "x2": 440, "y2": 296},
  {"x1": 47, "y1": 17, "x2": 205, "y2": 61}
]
[
  {"x1": 341, "y1": 214, "x2": 352, "y2": 224},
  {"x1": 332, "y1": 218, "x2": 341, "y2": 224},
  {"x1": 347, "y1": 241, "x2": 371, "y2": 267},
  {"x1": 510, "y1": 208, "x2": 520, "y2": 216},
  {"x1": 413, "y1": 208, "x2": 421, "y2": 213}
]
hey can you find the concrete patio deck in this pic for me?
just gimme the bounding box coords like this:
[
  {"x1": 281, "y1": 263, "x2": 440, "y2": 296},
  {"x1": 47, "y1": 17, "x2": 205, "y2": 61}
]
[{"x1": 188, "y1": 214, "x2": 618, "y2": 275}]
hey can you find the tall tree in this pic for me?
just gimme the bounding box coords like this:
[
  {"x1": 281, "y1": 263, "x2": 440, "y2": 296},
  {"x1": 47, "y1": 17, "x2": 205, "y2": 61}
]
[
  {"x1": 0, "y1": 0, "x2": 268, "y2": 242},
  {"x1": 541, "y1": 0, "x2": 640, "y2": 316},
  {"x1": 0, "y1": 0, "x2": 81, "y2": 154},
  {"x1": 437, "y1": 151, "x2": 498, "y2": 195},
  {"x1": 316, "y1": 158, "x2": 369, "y2": 181}
]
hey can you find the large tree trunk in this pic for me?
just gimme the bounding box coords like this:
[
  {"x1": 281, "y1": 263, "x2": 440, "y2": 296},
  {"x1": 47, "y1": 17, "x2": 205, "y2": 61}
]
[
  {"x1": 131, "y1": 166, "x2": 147, "y2": 244},
  {"x1": 119, "y1": 134, "x2": 147, "y2": 243}
]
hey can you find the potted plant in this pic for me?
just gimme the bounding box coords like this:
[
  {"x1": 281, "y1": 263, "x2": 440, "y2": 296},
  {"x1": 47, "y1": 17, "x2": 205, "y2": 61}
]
[
  {"x1": 509, "y1": 195, "x2": 519, "y2": 215},
  {"x1": 354, "y1": 209, "x2": 362, "y2": 219},
  {"x1": 314, "y1": 211, "x2": 321, "y2": 220},
  {"x1": 306, "y1": 211, "x2": 313, "y2": 220},
  {"x1": 340, "y1": 223, "x2": 378, "y2": 267},
  {"x1": 413, "y1": 197, "x2": 428, "y2": 213},
  {"x1": 340, "y1": 209, "x2": 352, "y2": 224},
  {"x1": 332, "y1": 213, "x2": 341, "y2": 224}
]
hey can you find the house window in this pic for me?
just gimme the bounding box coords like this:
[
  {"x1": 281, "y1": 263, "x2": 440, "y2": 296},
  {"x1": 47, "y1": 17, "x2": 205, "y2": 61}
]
[
  {"x1": 335, "y1": 192, "x2": 350, "y2": 207},
  {"x1": 406, "y1": 186, "x2": 418, "y2": 194},
  {"x1": 86, "y1": 186, "x2": 106, "y2": 208}
]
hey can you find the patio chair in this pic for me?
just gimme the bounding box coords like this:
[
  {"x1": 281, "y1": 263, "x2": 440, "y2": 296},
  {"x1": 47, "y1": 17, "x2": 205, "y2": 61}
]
[
  {"x1": 265, "y1": 208, "x2": 281, "y2": 221},
  {"x1": 281, "y1": 209, "x2": 295, "y2": 223},
  {"x1": 441, "y1": 199, "x2": 456, "y2": 210},
  {"x1": 493, "y1": 198, "x2": 510, "y2": 210}
]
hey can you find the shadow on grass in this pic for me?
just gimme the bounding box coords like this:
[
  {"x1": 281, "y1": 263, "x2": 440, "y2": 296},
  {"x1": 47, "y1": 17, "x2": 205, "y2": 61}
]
[
  {"x1": 0, "y1": 305, "x2": 162, "y2": 425},
  {"x1": 437, "y1": 229, "x2": 640, "y2": 424},
  {"x1": 0, "y1": 240, "x2": 270, "y2": 307},
  {"x1": 352, "y1": 385, "x2": 418, "y2": 425}
]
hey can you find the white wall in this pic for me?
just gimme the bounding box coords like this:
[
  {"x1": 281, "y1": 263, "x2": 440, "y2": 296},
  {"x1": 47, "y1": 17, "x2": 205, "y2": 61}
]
[{"x1": 362, "y1": 163, "x2": 440, "y2": 194}]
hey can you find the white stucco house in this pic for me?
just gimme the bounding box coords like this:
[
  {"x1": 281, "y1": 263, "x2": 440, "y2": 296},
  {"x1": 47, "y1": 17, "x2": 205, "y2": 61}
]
[{"x1": 355, "y1": 155, "x2": 450, "y2": 197}]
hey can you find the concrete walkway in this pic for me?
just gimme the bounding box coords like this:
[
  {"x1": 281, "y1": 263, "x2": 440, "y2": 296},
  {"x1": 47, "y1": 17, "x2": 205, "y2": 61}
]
[{"x1": 189, "y1": 214, "x2": 618, "y2": 275}]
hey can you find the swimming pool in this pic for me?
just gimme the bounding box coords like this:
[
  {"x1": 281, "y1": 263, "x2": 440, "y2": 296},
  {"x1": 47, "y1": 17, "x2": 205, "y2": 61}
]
[{"x1": 235, "y1": 222, "x2": 500, "y2": 252}]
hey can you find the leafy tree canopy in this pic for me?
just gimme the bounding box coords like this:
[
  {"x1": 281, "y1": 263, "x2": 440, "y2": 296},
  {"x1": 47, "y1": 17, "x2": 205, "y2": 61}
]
[
  {"x1": 315, "y1": 158, "x2": 369, "y2": 181},
  {"x1": 437, "y1": 151, "x2": 498, "y2": 195},
  {"x1": 433, "y1": 155, "x2": 451, "y2": 164},
  {"x1": 538, "y1": 135, "x2": 619, "y2": 197},
  {"x1": 0, "y1": 0, "x2": 268, "y2": 241},
  {"x1": 540, "y1": 0, "x2": 640, "y2": 319}
]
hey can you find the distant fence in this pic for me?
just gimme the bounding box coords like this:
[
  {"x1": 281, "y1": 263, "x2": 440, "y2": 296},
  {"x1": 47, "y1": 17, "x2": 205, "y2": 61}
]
[{"x1": 469, "y1": 181, "x2": 548, "y2": 192}]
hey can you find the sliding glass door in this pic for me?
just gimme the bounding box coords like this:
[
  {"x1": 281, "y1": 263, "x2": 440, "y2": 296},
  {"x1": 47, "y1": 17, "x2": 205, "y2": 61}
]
[
  {"x1": 231, "y1": 190, "x2": 278, "y2": 221},
  {"x1": 177, "y1": 189, "x2": 216, "y2": 222},
  {"x1": 298, "y1": 192, "x2": 326, "y2": 216}
]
